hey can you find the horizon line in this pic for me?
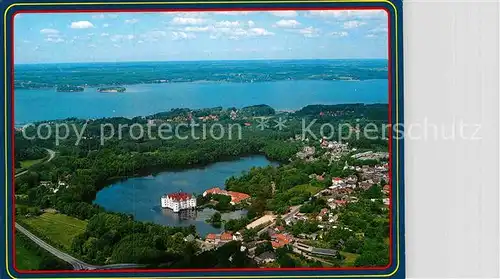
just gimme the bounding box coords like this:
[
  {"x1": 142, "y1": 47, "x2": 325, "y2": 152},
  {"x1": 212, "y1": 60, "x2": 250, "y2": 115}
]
[{"x1": 14, "y1": 57, "x2": 389, "y2": 66}]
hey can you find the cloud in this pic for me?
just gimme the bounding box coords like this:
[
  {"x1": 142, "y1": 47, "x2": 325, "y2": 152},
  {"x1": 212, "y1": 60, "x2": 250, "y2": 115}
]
[
  {"x1": 248, "y1": 20, "x2": 255, "y2": 27},
  {"x1": 108, "y1": 14, "x2": 119, "y2": 19},
  {"x1": 91, "y1": 14, "x2": 106, "y2": 19},
  {"x1": 88, "y1": 44, "x2": 97, "y2": 48},
  {"x1": 366, "y1": 24, "x2": 388, "y2": 38},
  {"x1": 70, "y1": 21, "x2": 94, "y2": 29},
  {"x1": 369, "y1": 26, "x2": 388, "y2": 34},
  {"x1": 141, "y1": 30, "x2": 168, "y2": 42},
  {"x1": 182, "y1": 26, "x2": 214, "y2": 32},
  {"x1": 113, "y1": 44, "x2": 121, "y2": 48},
  {"x1": 102, "y1": 23, "x2": 110, "y2": 28},
  {"x1": 215, "y1": 21, "x2": 240, "y2": 28},
  {"x1": 170, "y1": 17, "x2": 205, "y2": 25},
  {"x1": 269, "y1": 11, "x2": 297, "y2": 17},
  {"x1": 45, "y1": 37, "x2": 64, "y2": 43},
  {"x1": 100, "y1": 32, "x2": 109, "y2": 37},
  {"x1": 216, "y1": 11, "x2": 251, "y2": 15},
  {"x1": 343, "y1": 20, "x2": 366, "y2": 29},
  {"x1": 274, "y1": 19, "x2": 301, "y2": 28},
  {"x1": 248, "y1": 28, "x2": 274, "y2": 37},
  {"x1": 309, "y1": 10, "x2": 386, "y2": 20},
  {"x1": 171, "y1": 31, "x2": 196, "y2": 40},
  {"x1": 298, "y1": 26, "x2": 320, "y2": 38},
  {"x1": 40, "y1": 28, "x2": 59, "y2": 34},
  {"x1": 329, "y1": 31, "x2": 348, "y2": 37},
  {"x1": 125, "y1": 19, "x2": 139, "y2": 24},
  {"x1": 162, "y1": 12, "x2": 206, "y2": 17},
  {"x1": 209, "y1": 27, "x2": 274, "y2": 40},
  {"x1": 110, "y1": 34, "x2": 135, "y2": 42}
]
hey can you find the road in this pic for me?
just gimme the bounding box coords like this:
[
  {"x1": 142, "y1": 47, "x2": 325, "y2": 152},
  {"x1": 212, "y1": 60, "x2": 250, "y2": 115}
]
[
  {"x1": 257, "y1": 205, "x2": 302, "y2": 236},
  {"x1": 15, "y1": 148, "x2": 144, "y2": 270},
  {"x1": 15, "y1": 148, "x2": 56, "y2": 178},
  {"x1": 16, "y1": 223, "x2": 98, "y2": 270}
]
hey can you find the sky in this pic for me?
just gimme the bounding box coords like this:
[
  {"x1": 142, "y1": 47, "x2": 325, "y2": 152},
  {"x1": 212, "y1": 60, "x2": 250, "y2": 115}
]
[{"x1": 14, "y1": 10, "x2": 388, "y2": 64}]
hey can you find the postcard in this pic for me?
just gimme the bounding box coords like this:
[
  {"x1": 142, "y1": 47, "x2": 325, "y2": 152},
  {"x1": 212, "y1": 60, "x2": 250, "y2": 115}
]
[{"x1": 1, "y1": 0, "x2": 404, "y2": 278}]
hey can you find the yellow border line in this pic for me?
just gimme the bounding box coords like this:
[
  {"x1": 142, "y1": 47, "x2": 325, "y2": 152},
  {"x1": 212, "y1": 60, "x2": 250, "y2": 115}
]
[{"x1": 4, "y1": 1, "x2": 400, "y2": 278}]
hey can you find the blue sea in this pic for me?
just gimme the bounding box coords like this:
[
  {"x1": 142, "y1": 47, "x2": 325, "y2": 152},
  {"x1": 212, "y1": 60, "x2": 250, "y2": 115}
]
[{"x1": 15, "y1": 79, "x2": 387, "y2": 124}]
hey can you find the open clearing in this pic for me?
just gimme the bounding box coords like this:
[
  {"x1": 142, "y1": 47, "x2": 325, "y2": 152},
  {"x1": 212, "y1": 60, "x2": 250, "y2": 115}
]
[{"x1": 21, "y1": 213, "x2": 87, "y2": 251}]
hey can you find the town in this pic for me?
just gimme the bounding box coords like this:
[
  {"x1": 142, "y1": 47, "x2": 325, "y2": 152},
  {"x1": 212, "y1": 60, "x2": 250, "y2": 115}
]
[{"x1": 159, "y1": 136, "x2": 390, "y2": 268}]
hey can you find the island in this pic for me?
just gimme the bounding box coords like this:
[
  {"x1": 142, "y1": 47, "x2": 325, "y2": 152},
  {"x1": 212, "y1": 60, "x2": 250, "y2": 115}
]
[
  {"x1": 55, "y1": 85, "x2": 84, "y2": 92},
  {"x1": 97, "y1": 86, "x2": 126, "y2": 93}
]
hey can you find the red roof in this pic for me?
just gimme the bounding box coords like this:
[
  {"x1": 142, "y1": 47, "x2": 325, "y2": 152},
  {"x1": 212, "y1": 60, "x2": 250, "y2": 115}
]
[
  {"x1": 167, "y1": 192, "x2": 193, "y2": 201},
  {"x1": 383, "y1": 185, "x2": 390, "y2": 190},
  {"x1": 204, "y1": 187, "x2": 250, "y2": 204},
  {"x1": 335, "y1": 200, "x2": 347, "y2": 205},
  {"x1": 272, "y1": 241, "x2": 285, "y2": 248},
  {"x1": 275, "y1": 226, "x2": 285, "y2": 232},
  {"x1": 228, "y1": 191, "x2": 250, "y2": 203},
  {"x1": 274, "y1": 234, "x2": 291, "y2": 243},
  {"x1": 332, "y1": 177, "x2": 342, "y2": 181},
  {"x1": 220, "y1": 232, "x2": 233, "y2": 241},
  {"x1": 206, "y1": 233, "x2": 217, "y2": 240},
  {"x1": 319, "y1": 208, "x2": 329, "y2": 216}
]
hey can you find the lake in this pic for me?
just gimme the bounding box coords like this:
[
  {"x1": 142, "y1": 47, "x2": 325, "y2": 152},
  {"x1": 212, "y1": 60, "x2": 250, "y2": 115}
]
[
  {"x1": 14, "y1": 79, "x2": 388, "y2": 124},
  {"x1": 93, "y1": 155, "x2": 278, "y2": 236}
]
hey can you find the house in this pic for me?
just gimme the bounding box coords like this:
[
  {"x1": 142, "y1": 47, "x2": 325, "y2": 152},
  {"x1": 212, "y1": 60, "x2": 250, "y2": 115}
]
[
  {"x1": 39, "y1": 181, "x2": 52, "y2": 187},
  {"x1": 345, "y1": 175, "x2": 358, "y2": 184},
  {"x1": 161, "y1": 192, "x2": 197, "y2": 212},
  {"x1": 271, "y1": 234, "x2": 292, "y2": 248},
  {"x1": 220, "y1": 232, "x2": 233, "y2": 243},
  {"x1": 203, "y1": 187, "x2": 250, "y2": 205},
  {"x1": 383, "y1": 184, "x2": 391, "y2": 195},
  {"x1": 184, "y1": 234, "x2": 195, "y2": 242},
  {"x1": 311, "y1": 247, "x2": 339, "y2": 257},
  {"x1": 256, "y1": 251, "x2": 277, "y2": 264},
  {"x1": 205, "y1": 233, "x2": 218, "y2": 244},
  {"x1": 359, "y1": 181, "x2": 374, "y2": 190},
  {"x1": 233, "y1": 231, "x2": 243, "y2": 241},
  {"x1": 274, "y1": 226, "x2": 285, "y2": 233},
  {"x1": 330, "y1": 177, "x2": 345, "y2": 188},
  {"x1": 334, "y1": 200, "x2": 347, "y2": 207},
  {"x1": 383, "y1": 198, "x2": 390, "y2": 206},
  {"x1": 316, "y1": 208, "x2": 329, "y2": 221}
]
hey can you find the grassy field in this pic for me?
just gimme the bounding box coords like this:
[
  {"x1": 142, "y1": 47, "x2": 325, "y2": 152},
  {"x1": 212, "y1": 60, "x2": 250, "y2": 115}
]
[
  {"x1": 20, "y1": 158, "x2": 45, "y2": 169},
  {"x1": 288, "y1": 184, "x2": 323, "y2": 195},
  {"x1": 340, "y1": 251, "x2": 359, "y2": 266},
  {"x1": 15, "y1": 235, "x2": 42, "y2": 270},
  {"x1": 21, "y1": 213, "x2": 87, "y2": 251}
]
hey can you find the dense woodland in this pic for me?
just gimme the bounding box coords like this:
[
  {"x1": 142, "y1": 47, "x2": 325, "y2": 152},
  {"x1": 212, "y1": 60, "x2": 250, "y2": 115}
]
[{"x1": 15, "y1": 104, "x2": 390, "y2": 267}]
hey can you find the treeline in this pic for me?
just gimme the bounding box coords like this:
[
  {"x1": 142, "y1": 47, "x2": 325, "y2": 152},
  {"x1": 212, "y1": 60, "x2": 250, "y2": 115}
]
[
  {"x1": 16, "y1": 233, "x2": 72, "y2": 270},
  {"x1": 71, "y1": 212, "x2": 196, "y2": 265}
]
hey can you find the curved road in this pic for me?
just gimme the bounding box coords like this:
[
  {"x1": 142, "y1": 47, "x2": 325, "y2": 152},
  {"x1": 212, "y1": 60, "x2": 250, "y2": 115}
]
[
  {"x1": 15, "y1": 148, "x2": 55, "y2": 178},
  {"x1": 15, "y1": 148, "x2": 143, "y2": 270}
]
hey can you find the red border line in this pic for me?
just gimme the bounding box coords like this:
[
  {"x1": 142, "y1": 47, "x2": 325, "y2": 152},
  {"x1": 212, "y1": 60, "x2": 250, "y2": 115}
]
[{"x1": 10, "y1": 6, "x2": 394, "y2": 275}]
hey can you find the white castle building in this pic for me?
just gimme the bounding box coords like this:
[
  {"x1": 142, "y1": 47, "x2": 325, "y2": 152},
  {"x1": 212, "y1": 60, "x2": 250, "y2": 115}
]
[{"x1": 161, "y1": 192, "x2": 197, "y2": 212}]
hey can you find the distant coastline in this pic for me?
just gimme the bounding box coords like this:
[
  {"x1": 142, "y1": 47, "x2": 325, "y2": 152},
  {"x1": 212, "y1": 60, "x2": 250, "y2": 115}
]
[{"x1": 14, "y1": 59, "x2": 388, "y2": 90}]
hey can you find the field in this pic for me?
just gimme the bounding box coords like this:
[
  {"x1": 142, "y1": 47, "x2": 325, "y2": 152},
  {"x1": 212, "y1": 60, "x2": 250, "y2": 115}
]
[
  {"x1": 20, "y1": 213, "x2": 87, "y2": 250},
  {"x1": 20, "y1": 158, "x2": 45, "y2": 169},
  {"x1": 339, "y1": 251, "x2": 360, "y2": 266},
  {"x1": 15, "y1": 235, "x2": 42, "y2": 270},
  {"x1": 288, "y1": 184, "x2": 323, "y2": 195}
]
